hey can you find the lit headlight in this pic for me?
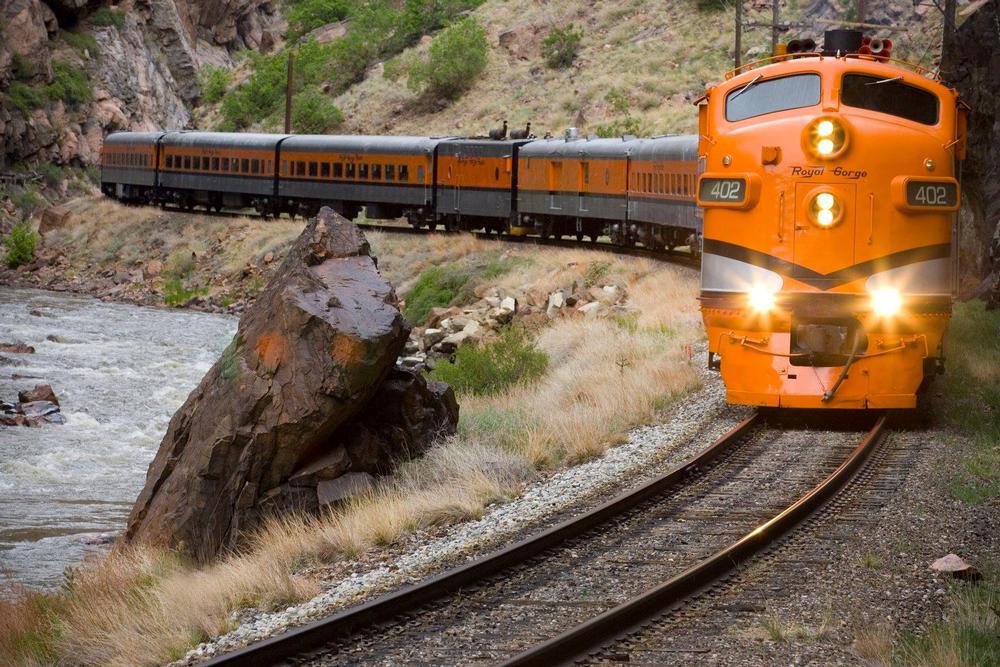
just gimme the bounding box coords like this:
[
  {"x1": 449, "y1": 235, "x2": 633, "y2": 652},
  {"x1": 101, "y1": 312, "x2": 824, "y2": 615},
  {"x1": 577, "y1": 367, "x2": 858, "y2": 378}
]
[
  {"x1": 805, "y1": 117, "x2": 847, "y2": 159},
  {"x1": 748, "y1": 286, "x2": 776, "y2": 313},
  {"x1": 808, "y1": 192, "x2": 842, "y2": 228},
  {"x1": 870, "y1": 288, "x2": 902, "y2": 317}
]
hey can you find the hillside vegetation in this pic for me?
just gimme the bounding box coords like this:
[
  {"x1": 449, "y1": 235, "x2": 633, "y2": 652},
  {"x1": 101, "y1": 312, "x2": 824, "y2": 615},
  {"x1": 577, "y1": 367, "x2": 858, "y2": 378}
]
[{"x1": 198, "y1": 0, "x2": 946, "y2": 139}]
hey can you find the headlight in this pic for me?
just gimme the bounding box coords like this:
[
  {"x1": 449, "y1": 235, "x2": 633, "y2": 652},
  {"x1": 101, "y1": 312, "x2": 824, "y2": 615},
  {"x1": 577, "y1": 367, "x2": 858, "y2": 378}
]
[
  {"x1": 870, "y1": 288, "x2": 902, "y2": 317},
  {"x1": 808, "y1": 192, "x2": 843, "y2": 228},
  {"x1": 805, "y1": 117, "x2": 847, "y2": 159},
  {"x1": 748, "y1": 286, "x2": 776, "y2": 313}
]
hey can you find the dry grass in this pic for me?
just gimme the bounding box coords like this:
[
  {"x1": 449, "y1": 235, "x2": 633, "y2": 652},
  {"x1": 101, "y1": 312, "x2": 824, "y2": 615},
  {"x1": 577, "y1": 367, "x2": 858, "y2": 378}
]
[
  {"x1": 3, "y1": 222, "x2": 702, "y2": 666},
  {"x1": 854, "y1": 623, "x2": 895, "y2": 666}
]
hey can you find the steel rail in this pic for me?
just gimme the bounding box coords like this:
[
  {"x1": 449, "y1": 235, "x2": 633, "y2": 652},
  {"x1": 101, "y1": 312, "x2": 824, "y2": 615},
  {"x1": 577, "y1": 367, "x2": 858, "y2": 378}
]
[
  {"x1": 499, "y1": 415, "x2": 887, "y2": 667},
  {"x1": 201, "y1": 415, "x2": 760, "y2": 666}
]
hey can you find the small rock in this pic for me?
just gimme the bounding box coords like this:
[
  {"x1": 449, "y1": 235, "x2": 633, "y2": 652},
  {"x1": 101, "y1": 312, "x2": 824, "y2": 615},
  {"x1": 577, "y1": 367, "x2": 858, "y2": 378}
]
[
  {"x1": 146, "y1": 260, "x2": 164, "y2": 277},
  {"x1": 484, "y1": 296, "x2": 501, "y2": 308},
  {"x1": 546, "y1": 291, "x2": 565, "y2": 318},
  {"x1": 930, "y1": 554, "x2": 982, "y2": 581},
  {"x1": 423, "y1": 328, "x2": 446, "y2": 346},
  {"x1": 462, "y1": 320, "x2": 481, "y2": 337},
  {"x1": 0, "y1": 343, "x2": 35, "y2": 354},
  {"x1": 263, "y1": 251, "x2": 275, "y2": 264},
  {"x1": 18, "y1": 384, "x2": 58, "y2": 406},
  {"x1": 578, "y1": 301, "x2": 604, "y2": 318},
  {"x1": 500, "y1": 296, "x2": 517, "y2": 312}
]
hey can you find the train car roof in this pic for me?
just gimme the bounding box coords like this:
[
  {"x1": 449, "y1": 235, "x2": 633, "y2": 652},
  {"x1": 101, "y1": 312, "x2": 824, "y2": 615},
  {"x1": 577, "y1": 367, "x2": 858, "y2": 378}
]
[
  {"x1": 630, "y1": 134, "x2": 699, "y2": 161},
  {"x1": 280, "y1": 135, "x2": 450, "y2": 155},
  {"x1": 518, "y1": 136, "x2": 641, "y2": 159},
  {"x1": 160, "y1": 132, "x2": 290, "y2": 149},
  {"x1": 103, "y1": 132, "x2": 167, "y2": 146}
]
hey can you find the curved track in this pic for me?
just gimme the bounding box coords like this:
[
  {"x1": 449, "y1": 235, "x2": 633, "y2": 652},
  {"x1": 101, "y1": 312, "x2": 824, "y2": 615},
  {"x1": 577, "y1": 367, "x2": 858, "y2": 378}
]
[{"x1": 200, "y1": 414, "x2": 887, "y2": 666}]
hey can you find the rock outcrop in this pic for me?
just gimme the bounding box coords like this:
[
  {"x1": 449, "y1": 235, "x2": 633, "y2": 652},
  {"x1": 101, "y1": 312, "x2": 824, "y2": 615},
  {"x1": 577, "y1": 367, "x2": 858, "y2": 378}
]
[
  {"x1": 125, "y1": 209, "x2": 458, "y2": 561},
  {"x1": 946, "y1": 2, "x2": 1000, "y2": 305},
  {"x1": 2, "y1": 383, "x2": 64, "y2": 426},
  {"x1": 0, "y1": 0, "x2": 281, "y2": 169}
]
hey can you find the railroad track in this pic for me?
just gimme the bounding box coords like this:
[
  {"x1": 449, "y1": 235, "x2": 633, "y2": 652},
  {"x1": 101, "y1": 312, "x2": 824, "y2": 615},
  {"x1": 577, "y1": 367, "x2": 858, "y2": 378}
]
[
  {"x1": 202, "y1": 413, "x2": 887, "y2": 667},
  {"x1": 154, "y1": 205, "x2": 699, "y2": 268}
]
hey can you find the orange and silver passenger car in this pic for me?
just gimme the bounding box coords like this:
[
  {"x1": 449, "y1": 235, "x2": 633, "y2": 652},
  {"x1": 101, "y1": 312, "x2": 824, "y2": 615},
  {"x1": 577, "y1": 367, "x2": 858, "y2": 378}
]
[{"x1": 697, "y1": 30, "x2": 966, "y2": 409}]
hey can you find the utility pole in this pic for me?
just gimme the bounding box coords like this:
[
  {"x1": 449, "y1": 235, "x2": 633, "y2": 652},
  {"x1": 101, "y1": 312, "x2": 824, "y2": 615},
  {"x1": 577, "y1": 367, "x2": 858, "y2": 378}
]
[
  {"x1": 857, "y1": 0, "x2": 866, "y2": 23},
  {"x1": 284, "y1": 50, "x2": 294, "y2": 133},
  {"x1": 941, "y1": 0, "x2": 956, "y2": 68},
  {"x1": 771, "y1": 0, "x2": 780, "y2": 57},
  {"x1": 735, "y1": 0, "x2": 743, "y2": 68}
]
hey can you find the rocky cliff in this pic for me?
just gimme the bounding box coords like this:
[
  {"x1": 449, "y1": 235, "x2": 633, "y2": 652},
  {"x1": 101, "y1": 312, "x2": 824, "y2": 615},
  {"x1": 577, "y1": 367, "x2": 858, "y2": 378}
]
[
  {"x1": 0, "y1": 0, "x2": 280, "y2": 169},
  {"x1": 946, "y1": 1, "x2": 1000, "y2": 305}
]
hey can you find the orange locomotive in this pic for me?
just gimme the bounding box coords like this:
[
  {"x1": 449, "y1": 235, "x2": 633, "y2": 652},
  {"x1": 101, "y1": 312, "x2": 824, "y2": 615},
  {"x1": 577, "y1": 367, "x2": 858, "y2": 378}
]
[{"x1": 697, "y1": 30, "x2": 966, "y2": 409}]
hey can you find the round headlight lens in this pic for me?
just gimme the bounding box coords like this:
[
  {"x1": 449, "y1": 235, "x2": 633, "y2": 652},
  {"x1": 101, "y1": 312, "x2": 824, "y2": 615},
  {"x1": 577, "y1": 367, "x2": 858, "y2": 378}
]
[
  {"x1": 809, "y1": 192, "x2": 842, "y2": 228},
  {"x1": 805, "y1": 117, "x2": 847, "y2": 159},
  {"x1": 870, "y1": 288, "x2": 902, "y2": 317}
]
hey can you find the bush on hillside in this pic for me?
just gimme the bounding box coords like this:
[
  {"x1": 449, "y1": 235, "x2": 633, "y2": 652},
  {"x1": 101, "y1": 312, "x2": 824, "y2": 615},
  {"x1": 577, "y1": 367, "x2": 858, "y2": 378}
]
[
  {"x1": 405, "y1": 17, "x2": 489, "y2": 99},
  {"x1": 36, "y1": 163, "x2": 65, "y2": 188},
  {"x1": 88, "y1": 7, "x2": 125, "y2": 28},
  {"x1": 48, "y1": 61, "x2": 92, "y2": 108},
  {"x1": 429, "y1": 327, "x2": 549, "y2": 397},
  {"x1": 542, "y1": 24, "x2": 583, "y2": 69},
  {"x1": 291, "y1": 87, "x2": 345, "y2": 133},
  {"x1": 286, "y1": 0, "x2": 352, "y2": 40},
  {"x1": 217, "y1": 0, "x2": 486, "y2": 129},
  {"x1": 198, "y1": 65, "x2": 231, "y2": 105},
  {"x1": 594, "y1": 89, "x2": 643, "y2": 138},
  {"x1": 3, "y1": 222, "x2": 40, "y2": 269},
  {"x1": 63, "y1": 31, "x2": 100, "y2": 58}
]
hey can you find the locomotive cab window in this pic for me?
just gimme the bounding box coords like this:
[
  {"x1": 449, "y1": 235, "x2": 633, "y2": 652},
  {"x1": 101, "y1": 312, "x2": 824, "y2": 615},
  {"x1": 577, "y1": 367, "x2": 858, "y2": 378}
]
[
  {"x1": 725, "y1": 73, "x2": 821, "y2": 122},
  {"x1": 841, "y1": 74, "x2": 939, "y2": 125}
]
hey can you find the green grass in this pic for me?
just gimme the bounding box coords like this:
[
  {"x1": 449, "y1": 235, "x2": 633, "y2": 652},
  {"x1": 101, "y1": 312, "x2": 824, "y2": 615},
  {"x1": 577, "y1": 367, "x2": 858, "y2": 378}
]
[
  {"x1": 897, "y1": 564, "x2": 1000, "y2": 666},
  {"x1": 285, "y1": 0, "x2": 352, "y2": 40},
  {"x1": 939, "y1": 301, "x2": 1000, "y2": 503},
  {"x1": 429, "y1": 327, "x2": 548, "y2": 396},
  {"x1": 63, "y1": 31, "x2": 100, "y2": 57},
  {"x1": 6, "y1": 61, "x2": 91, "y2": 115}
]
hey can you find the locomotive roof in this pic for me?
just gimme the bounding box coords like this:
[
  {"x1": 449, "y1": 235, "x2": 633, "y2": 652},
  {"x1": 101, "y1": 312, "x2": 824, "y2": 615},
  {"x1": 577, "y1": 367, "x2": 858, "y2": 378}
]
[
  {"x1": 630, "y1": 135, "x2": 699, "y2": 161},
  {"x1": 518, "y1": 137, "x2": 642, "y2": 159},
  {"x1": 280, "y1": 135, "x2": 449, "y2": 155}
]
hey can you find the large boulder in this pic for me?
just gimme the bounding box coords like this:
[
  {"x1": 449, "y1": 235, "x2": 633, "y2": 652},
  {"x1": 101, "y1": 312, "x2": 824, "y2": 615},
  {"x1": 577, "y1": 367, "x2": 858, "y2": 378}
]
[{"x1": 125, "y1": 209, "x2": 456, "y2": 562}]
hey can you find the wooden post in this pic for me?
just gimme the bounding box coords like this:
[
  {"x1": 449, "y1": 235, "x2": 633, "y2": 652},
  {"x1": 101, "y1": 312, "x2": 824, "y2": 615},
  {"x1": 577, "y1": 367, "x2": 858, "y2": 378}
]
[
  {"x1": 284, "y1": 49, "x2": 294, "y2": 134},
  {"x1": 735, "y1": 0, "x2": 742, "y2": 68},
  {"x1": 857, "y1": 0, "x2": 866, "y2": 23}
]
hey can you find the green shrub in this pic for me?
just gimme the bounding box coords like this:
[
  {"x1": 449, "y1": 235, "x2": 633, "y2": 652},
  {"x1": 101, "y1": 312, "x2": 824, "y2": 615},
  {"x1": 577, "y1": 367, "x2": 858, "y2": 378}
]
[
  {"x1": 541, "y1": 24, "x2": 583, "y2": 69},
  {"x1": 291, "y1": 87, "x2": 344, "y2": 133},
  {"x1": 163, "y1": 278, "x2": 208, "y2": 307},
  {"x1": 63, "y1": 31, "x2": 100, "y2": 57},
  {"x1": 36, "y1": 163, "x2": 65, "y2": 188},
  {"x1": 286, "y1": 0, "x2": 352, "y2": 40},
  {"x1": 11, "y1": 189, "x2": 46, "y2": 216},
  {"x1": 8, "y1": 83, "x2": 47, "y2": 115},
  {"x1": 430, "y1": 328, "x2": 549, "y2": 396},
  {"x1": 48, "y1": 61, "x2": 92, "y2": 108},
  {"x1": 88, "y1": 7, "x2": 125, "y2": 28},
  {"x1": 405, "y1": 17, "x2": 489, "y2": 99},
  {"x1": 594, "y1": 89, "x2": 643, "y2": 138},
  {"x1": 404, "y1": 264, "x2": 473, "y2": 324},
  {"x1": 12, "y1": 54, "x2": 37, "y2": 81},
  {"x1": 198, "y1": 65, "x2": 231, "y2": 105},
  {"x1": 3, "y1": 222, "x2": 41, "y2": 269}
]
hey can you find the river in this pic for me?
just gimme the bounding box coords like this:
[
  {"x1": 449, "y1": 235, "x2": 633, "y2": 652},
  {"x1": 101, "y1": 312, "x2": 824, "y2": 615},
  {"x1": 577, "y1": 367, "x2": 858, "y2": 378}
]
[{"x1": 0, "y1": 287, "x2": 236, "y2": 591}]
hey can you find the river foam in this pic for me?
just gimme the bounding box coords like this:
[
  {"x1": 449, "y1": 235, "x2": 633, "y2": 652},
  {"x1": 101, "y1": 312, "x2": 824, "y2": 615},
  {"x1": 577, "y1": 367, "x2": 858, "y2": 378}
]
[{"x1": 0, "y1": 287, "x2": 235, "y2": 591}]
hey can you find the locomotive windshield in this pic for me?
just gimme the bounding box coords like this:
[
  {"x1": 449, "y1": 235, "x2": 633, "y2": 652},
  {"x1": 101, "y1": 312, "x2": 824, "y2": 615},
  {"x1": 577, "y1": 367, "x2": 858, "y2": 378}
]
[
  {"x1": 841, "y1": 74, "x2": 939, "y2": 125},
  {"x1": 725, "y1": 74, "x2": 821, "y2": 122}
]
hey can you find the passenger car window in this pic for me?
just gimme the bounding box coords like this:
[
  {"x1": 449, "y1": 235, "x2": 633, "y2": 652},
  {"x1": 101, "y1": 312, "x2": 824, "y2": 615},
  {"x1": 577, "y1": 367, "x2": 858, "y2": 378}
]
[
  {"x1": 346, "y1": 163, "x2": 356, "y2": 178},
  {"x1": 399, "y1": 165, "x2": 409, "y2": 181},
  {"x1": 725, "y1": 73, "x2": 821, "y2": 122},
  {"x1": 308, "y1": 161, "x2": 317, "y2": 177},
  {"x1": 372, "y1": 164, "x2": 382, "y2": 180},
  {"x1": 841, "y1": 74, "x2": 939, "y2": 125},
  {"x1": 321, "y1": 162, "x2": 330, "y2": 178},
  {"x1": 359, "y1": 163, "x2": 369, "y2": 179},
  {"x1": 385, "y1": 164, "x2": 395, "y2": 180},
  {"x1": 334, "y1": 163, "x2": 343, "y2": 178}
]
